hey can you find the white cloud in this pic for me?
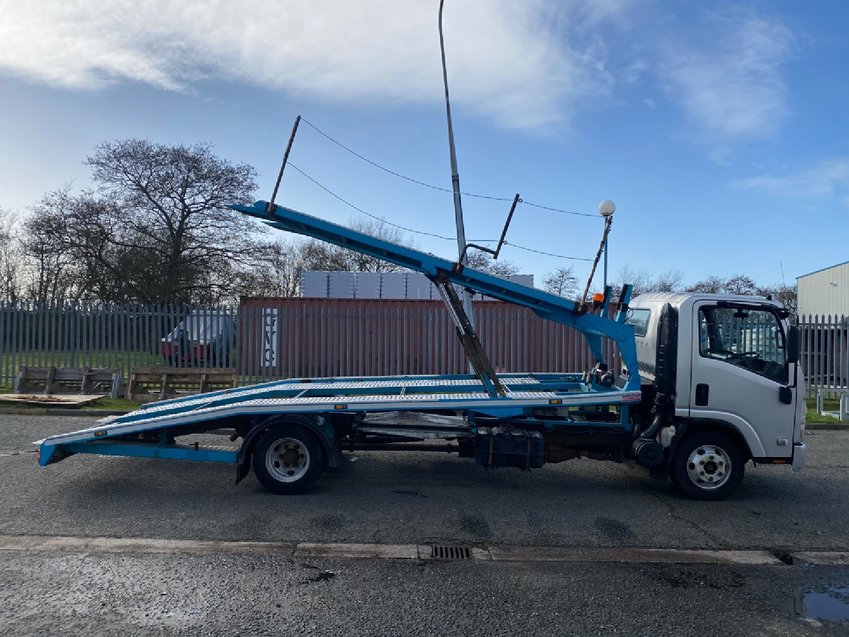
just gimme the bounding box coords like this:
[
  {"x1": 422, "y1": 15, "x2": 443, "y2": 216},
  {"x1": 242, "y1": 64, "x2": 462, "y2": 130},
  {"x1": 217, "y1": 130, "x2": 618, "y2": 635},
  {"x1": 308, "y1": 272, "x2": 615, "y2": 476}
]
[
  {"x1": 657, "y1": 12, "x2": 793, "y2": 140},
  {"x1": 623, "y1": 59, "x2": 650, "y2": 84},
  {"x1": 0, "y1": 0, "x2": 630, "y2": 131},
  {"x1": 737, "y1": 159, "x2": 849, "y2": 202}
]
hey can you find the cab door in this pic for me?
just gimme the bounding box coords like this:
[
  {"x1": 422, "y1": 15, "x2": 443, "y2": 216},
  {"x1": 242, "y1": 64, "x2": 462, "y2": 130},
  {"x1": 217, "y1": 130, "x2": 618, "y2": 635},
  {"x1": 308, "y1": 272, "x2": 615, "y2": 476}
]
[{"x1": 689, "y1": 302, "x2": 795, "y2": 458}]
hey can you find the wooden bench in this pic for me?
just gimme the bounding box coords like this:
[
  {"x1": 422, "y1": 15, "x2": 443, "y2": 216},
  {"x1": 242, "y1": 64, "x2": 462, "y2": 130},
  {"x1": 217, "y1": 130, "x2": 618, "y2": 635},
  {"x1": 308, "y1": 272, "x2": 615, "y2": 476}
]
[
  {"x1": 14, "y1": 367, "x2": 124, "y2": 398},
  {"x1": 127, "y1": 367, "x2": 238, "y2": 402}
]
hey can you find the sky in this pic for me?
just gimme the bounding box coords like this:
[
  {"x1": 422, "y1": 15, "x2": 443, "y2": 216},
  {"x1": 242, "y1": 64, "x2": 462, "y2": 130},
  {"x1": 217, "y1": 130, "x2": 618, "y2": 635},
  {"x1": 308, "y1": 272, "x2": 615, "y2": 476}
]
[{"x1": 1, "y1": 0, "x2": 847, "y2": 290}]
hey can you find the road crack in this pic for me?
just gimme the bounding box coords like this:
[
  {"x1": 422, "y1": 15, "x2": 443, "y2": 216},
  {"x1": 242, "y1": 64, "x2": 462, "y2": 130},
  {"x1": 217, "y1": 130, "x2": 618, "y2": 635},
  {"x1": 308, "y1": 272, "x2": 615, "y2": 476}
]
[
  {"x1": 652, "y1": 493, "x2": 728, "y2": 548},
  {"x1": 0, "y1": 449, "x2": 36, "y2": 458}
]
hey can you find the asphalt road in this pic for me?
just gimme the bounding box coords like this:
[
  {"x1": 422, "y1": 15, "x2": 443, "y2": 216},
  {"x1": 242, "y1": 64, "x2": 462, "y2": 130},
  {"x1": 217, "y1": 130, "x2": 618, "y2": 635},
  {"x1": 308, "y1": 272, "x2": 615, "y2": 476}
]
[{"x1": 1, "y1": 414, "x2": 848, "y2": 635}]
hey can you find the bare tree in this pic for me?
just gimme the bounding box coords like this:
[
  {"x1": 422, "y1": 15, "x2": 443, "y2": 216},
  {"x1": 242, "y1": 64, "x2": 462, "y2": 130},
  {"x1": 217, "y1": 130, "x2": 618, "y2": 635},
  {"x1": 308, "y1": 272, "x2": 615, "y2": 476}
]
[
  {"x1": 89, "y1": 139, "x2": 259, "y2": 303},
  {"x1": 612, "y1": 265, "x2": 654, "y2": 296},
  {"x1": 686, "y1": 276, "x2": 726, "y2": 294},
  {"x1": 771, "y1": 284, "x2": 798, "y2": 313},
  {"x1": 465, "y1": 250, "x2": 519, "y2": 277},
  {"x1": 612, "y1": 265, "x2": 684, "y2": 296},
  {"x1": 239, "y1": 237, "x2": 306, "y2": 298},
  {"x1": 543, "y1": 265, "x2": 579, "y2": 298},
  {"x1": 300, "y1": 218, "x2": 416, "y2": 273},
  {"x1": 24, "y1": 140, "x2": 259, "y2": 304},
  {"x1": 0, "y1": 208, "x2": 22, "y2": 301},
  {"x1": 653, "y1": 270, "x2": 684, "y2": 293},
  {"x1": 724, "y1": 274, "x2": 759, "y2": 296},
  {"x1": 756, "y1": 283, "x2": 798, "y2": 313},
  {"x1": 21, "y1": 191, "x2": 82, "y2": 304},
  {"x1": 686, "y1": 274, "x2": 792, "y2": 308}
]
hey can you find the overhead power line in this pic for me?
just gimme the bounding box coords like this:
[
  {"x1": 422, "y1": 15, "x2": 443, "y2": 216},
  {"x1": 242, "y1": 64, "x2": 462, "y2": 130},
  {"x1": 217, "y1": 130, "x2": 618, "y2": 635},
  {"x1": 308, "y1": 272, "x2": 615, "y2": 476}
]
[
  {"x1": 300, "y1": 118, "x2": 599, "y2": 219},
  {"x1": 289, "y1": 163, "x2": 455, "y2": 241},
  {"x1": 287, "y1": 163, "x2": 593, "y2": 262}
]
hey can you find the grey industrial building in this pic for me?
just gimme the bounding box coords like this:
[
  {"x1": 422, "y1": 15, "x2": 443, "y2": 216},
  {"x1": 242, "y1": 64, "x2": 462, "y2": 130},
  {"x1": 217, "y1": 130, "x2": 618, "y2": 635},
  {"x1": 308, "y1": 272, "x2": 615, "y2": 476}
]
[{"x1": 797, "y1": 261, "x2": 849, "y2": 317}]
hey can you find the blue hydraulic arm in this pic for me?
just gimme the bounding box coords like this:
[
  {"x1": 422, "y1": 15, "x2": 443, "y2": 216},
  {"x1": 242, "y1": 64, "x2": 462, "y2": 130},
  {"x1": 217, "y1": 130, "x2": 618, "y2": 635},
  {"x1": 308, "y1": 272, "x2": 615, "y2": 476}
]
[{"x1": 232, "y1": 201, "x2": 641, "y2": 392}]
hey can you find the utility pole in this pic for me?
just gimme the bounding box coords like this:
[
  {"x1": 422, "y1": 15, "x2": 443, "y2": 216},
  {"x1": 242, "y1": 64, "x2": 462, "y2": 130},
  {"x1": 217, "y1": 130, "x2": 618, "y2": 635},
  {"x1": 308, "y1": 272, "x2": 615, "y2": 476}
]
[{"x1": 438, "y1": 0, "x2": 475, "y2": 326}]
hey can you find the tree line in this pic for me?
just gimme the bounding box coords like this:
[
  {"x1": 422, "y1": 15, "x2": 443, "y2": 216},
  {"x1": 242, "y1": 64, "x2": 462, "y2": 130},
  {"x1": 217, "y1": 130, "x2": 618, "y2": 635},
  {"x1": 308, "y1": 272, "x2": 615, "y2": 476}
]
[
  {"x1": 0, "y1": 139, "x2": 796, "y2": 311},
  {"x1": 0, "y1": 139, "x2": 420, "y2": 305}
]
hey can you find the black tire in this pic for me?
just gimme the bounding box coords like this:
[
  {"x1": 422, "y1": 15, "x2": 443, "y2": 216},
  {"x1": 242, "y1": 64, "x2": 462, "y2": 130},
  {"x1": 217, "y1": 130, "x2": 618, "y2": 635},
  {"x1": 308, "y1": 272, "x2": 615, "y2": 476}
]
[
  {"x1": 251, "y1": 425, "x2": 325, "y2": 495},
  {"x1": 670, "y1": 431, "x2": 745, "y2": 501}
]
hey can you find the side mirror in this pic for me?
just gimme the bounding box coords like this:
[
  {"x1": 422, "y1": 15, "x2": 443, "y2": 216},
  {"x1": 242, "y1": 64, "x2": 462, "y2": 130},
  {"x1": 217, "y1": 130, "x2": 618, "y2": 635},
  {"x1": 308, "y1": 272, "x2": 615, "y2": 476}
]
[{"x1": 787, "y1": 325, "x2": 800, "y2": 364}]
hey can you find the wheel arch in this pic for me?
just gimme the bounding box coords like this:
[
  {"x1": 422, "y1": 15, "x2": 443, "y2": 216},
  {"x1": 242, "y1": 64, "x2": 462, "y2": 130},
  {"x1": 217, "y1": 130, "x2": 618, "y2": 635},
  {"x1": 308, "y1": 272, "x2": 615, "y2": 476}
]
[
  {"x1": 670, "y1": 418, "x2": 755, "y2": 463},
  {"x1": 236, "y1": 413, "x2": 339, "y2": 484}
]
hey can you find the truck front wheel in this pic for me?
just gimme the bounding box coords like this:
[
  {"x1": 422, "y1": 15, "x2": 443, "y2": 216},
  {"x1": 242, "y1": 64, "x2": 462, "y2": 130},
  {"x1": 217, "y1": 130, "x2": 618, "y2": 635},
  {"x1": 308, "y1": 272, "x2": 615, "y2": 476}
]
[
  {"x1": 670, "y1": 431, "x2": 745, "y2": 501},
  {"x1": 252, "y1": 425, "x2": 325, "y2": 495}
]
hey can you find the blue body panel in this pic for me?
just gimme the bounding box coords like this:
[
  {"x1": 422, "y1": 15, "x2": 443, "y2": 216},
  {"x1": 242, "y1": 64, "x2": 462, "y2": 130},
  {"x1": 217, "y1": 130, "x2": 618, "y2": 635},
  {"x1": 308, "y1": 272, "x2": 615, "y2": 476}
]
[{"x1": 42, "y1": 441, "x2": 237, "y2": 465}]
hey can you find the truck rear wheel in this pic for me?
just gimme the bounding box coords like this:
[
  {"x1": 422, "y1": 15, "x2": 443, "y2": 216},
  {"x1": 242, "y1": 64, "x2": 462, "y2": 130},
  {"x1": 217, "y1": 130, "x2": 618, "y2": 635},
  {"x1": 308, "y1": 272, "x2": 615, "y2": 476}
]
[
  {"x1": 670, "y1": 431, "x2": 745, "y2": 501},
  {"x1": 252, "y1": 425, "x2": 325, "y2": 494}
]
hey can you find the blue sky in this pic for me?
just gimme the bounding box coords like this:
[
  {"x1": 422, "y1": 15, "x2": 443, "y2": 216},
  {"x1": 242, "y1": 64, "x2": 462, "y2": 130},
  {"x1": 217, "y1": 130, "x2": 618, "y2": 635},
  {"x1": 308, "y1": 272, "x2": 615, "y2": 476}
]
[{"x1": 1, "y1": 0, "x2": 847, "y2": 290}]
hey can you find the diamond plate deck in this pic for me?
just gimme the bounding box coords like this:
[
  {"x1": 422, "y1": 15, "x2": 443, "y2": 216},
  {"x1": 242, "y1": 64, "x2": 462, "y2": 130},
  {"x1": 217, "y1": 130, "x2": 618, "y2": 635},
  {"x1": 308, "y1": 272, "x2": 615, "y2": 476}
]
[{"x1": 41, "y1": 386, "x2": 641, "y2": 447}]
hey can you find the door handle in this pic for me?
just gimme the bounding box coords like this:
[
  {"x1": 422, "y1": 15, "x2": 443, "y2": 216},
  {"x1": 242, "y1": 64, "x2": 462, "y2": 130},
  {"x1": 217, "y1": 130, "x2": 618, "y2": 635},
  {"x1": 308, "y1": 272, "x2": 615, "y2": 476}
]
[{"x1": 695, "y1": 383, "x2": 709, "y2": 406}]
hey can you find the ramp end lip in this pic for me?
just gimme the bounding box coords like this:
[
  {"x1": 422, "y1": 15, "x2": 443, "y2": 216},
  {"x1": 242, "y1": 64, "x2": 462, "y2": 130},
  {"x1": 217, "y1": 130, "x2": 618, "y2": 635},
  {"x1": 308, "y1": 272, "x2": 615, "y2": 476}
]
[{"x1": 37, "y1": 442, "x2": 58, "y2": 466}]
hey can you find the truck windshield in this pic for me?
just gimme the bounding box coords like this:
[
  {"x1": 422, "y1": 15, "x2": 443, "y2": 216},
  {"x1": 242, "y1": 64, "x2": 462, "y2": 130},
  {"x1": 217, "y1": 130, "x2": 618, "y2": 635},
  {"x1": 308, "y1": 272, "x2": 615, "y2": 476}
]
[{"x1": 698, "y1": 306, "x2": 787, "y2": 383}]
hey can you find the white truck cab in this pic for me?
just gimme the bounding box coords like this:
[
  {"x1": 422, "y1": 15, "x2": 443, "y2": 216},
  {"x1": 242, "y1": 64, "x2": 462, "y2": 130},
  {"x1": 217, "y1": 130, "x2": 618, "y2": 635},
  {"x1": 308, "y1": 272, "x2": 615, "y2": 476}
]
[{"x1": 628, "y1": 293, "x2": 806, "y2": 499}]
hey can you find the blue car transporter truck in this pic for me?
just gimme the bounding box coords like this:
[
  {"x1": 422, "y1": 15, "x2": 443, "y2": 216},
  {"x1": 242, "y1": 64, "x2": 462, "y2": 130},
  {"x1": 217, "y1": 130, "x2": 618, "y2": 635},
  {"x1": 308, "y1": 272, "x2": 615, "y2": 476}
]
[{"x1": 37, "y1": 201, "x2": 806, "y2": 500}]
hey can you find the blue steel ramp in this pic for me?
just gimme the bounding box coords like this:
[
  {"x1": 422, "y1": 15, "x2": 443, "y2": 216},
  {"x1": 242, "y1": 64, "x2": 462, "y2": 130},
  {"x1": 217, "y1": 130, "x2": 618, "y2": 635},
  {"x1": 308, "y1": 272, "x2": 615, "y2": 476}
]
[{"x1": 37, "y1": 373, "x2": 641, "y2": 466}]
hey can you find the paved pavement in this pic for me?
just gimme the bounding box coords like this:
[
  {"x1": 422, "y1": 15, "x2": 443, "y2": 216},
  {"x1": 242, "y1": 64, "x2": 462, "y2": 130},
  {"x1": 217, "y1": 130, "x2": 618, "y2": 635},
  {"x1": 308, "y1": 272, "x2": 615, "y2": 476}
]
[{"x1": 1, "y1": 414, "x2": 848, "y2": 635}]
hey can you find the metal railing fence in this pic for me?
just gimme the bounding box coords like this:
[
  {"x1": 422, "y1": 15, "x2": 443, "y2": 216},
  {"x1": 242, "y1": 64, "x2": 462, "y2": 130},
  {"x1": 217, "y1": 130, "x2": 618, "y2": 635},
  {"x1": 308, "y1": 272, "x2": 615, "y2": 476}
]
[
  {"x1": 0, "y1": 301, "x2": 236, "y2": 388},
  {"x1": 799, "y1": 314, "x2": 849, "y2": 399}
]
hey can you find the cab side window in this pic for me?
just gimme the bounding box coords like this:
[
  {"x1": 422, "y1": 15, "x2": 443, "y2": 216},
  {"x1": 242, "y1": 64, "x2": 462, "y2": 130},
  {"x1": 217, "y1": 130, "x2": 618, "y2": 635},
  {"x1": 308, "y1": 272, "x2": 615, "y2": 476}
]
[{"x1": 698, "y1": 306, "x2": 787, "y2": 383}]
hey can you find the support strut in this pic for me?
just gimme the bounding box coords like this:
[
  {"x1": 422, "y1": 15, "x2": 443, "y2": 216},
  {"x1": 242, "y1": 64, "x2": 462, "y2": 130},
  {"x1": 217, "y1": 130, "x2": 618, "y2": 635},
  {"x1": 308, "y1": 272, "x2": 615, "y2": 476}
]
[{"x1": 432, "y1": 271, "x2": 507, "y2": 398}]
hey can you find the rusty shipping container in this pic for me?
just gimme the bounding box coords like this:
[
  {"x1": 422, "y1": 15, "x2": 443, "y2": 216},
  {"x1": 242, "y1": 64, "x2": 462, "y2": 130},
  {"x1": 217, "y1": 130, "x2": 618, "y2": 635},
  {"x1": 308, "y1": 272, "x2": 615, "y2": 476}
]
[{"x1": 238, "y1": 297, "x2": 620, "y2": 383}]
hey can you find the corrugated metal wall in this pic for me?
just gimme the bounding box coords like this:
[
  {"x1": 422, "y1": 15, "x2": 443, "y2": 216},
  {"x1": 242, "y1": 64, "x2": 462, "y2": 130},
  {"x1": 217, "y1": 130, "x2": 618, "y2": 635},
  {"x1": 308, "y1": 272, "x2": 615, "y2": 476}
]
[
  {"x1": 238, "y1": 297, "x2": 613, "y2": 382},
  {"x1": 798, "y1": 261, "x2": 849, "y2": 316}
]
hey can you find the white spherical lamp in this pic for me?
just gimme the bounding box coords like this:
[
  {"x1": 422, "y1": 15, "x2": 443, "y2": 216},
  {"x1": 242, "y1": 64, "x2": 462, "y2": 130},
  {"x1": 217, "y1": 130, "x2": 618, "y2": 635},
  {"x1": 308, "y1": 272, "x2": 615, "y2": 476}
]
[{"x1": 598, "y1": 200, "x2": 616, "y2": 218}]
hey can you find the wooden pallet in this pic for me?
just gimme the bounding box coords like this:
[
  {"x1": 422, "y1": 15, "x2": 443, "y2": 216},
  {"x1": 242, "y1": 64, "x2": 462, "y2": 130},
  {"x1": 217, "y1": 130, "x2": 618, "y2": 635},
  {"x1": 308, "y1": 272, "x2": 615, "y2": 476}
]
[
  {"x1": 14, "y1": 367, "x2": 123, "y2": 398},
  {"x1": 127, "y1": 367, "x2": 237, "y2": 402},
  {"x1": 0, "y1": 393, "x2": 104, "y2": 408}
]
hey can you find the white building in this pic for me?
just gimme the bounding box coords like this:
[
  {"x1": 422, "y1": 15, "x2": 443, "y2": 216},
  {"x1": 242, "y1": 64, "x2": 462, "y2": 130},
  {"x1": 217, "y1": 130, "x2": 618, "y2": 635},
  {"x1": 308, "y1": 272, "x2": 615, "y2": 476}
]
[
  {"x1": 797, "y1": 261, "x2": 849, "y2": 317},
  {"x1": 301, "y1": 270, "x2": 534, "y2": 300}
]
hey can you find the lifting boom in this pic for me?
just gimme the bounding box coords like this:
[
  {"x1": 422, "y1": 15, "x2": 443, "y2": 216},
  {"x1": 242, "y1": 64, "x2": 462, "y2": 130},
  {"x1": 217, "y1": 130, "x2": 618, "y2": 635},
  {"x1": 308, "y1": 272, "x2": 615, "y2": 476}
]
[{"x1": 231, "y1": 200, "x2": 641, "y2": 394}]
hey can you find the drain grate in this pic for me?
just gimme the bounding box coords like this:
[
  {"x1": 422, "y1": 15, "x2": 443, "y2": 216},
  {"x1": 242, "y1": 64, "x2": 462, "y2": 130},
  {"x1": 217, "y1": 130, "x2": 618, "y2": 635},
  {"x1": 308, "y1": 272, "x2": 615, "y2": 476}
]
[{"x1": 430, "y1": 545, "x2": 472, "y2": 561}]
